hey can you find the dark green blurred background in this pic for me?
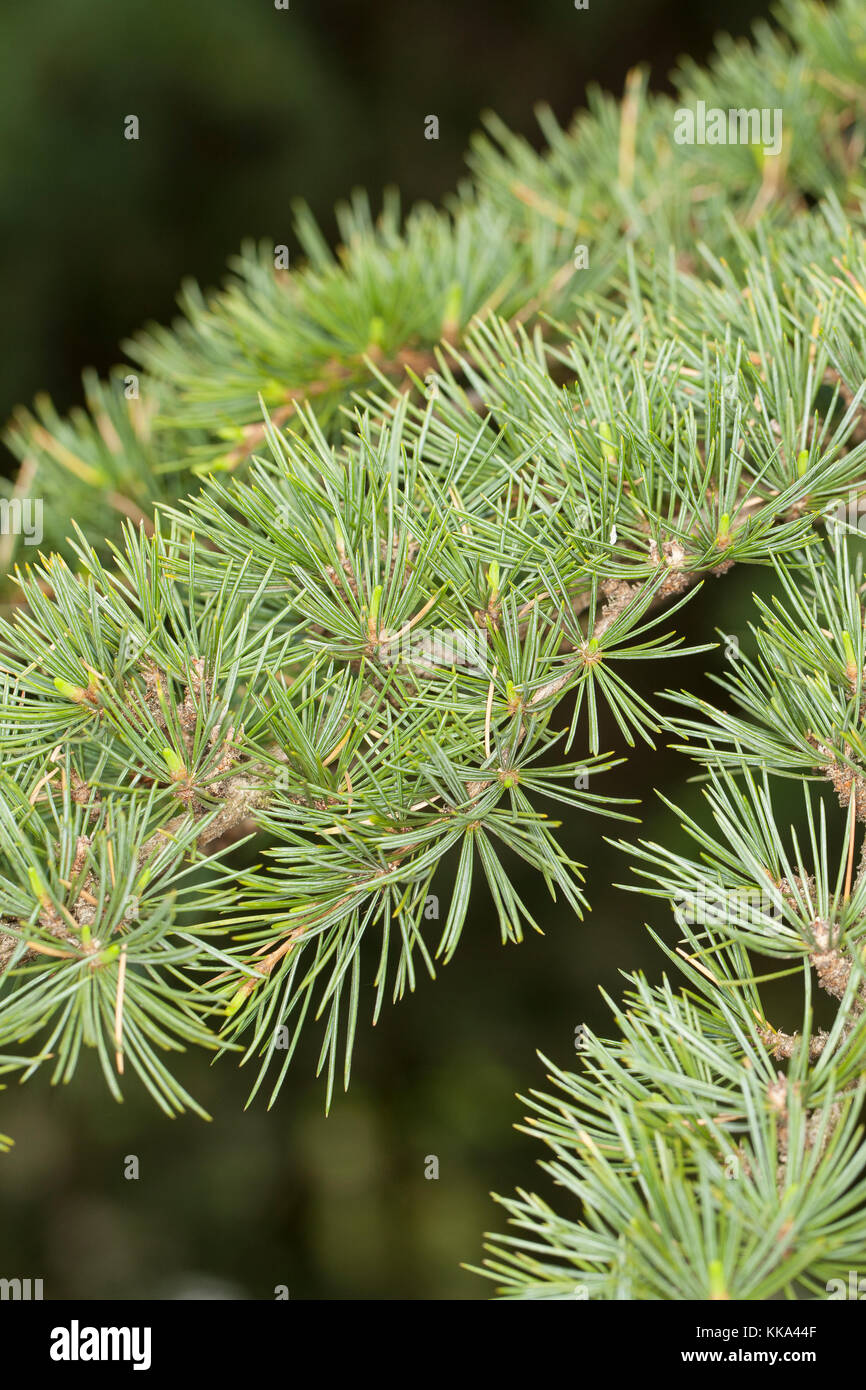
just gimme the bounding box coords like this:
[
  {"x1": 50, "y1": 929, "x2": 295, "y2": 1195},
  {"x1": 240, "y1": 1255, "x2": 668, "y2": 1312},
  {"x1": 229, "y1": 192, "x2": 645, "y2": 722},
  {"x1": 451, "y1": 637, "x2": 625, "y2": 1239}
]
[{"x1": 0, "y1": 0, "x2": 790, "y2": 1300}]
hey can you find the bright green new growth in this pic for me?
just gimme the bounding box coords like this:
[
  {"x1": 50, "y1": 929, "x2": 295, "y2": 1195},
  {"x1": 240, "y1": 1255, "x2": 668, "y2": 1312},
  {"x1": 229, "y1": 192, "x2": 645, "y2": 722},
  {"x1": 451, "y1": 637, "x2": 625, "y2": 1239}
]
[{"x1": 3, "y1": 0, "x2": 866, "y2": 1300}]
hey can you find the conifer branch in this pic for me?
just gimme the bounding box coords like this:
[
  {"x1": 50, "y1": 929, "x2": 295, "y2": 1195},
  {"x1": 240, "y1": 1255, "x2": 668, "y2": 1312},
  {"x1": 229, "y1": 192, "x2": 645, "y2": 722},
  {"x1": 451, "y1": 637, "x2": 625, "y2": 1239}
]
[{"x1": 3, "y1": 0, "x2": 866, "y2": 1306}]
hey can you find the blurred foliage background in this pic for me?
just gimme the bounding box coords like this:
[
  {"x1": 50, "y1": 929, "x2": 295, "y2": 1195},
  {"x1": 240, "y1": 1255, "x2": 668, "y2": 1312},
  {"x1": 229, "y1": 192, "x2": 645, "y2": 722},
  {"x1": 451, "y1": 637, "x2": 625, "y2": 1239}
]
[{"x1": 0, "y1": 0, "x2": 788, "y2": 1299}]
